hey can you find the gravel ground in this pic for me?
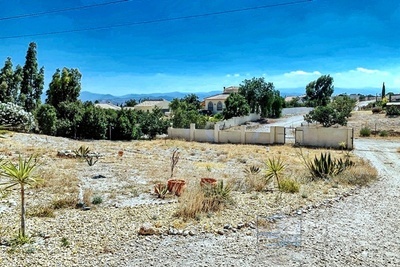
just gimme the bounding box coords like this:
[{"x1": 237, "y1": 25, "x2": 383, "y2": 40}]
[
  {"x1": 1, "y1": 115, "x2": 399, "y2": 266},
  {"x1": 1, "y1": 137, "x2": 398, "y2": 266},
  {"x1": 121, "y1": 138, "x2": 400, "y2": 266}
]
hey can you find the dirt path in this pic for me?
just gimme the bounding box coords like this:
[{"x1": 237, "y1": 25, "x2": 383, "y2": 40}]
[
  {"x1": 272, "y1": 138, "x2": 400, "y2": 266},
  {"x1": 125, "y1": 138, "x2": 400, "y2": 266}
]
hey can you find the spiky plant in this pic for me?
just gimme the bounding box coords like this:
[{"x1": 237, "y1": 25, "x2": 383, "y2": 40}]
[
  {"x1": 0, "y1": 155, "x2": 42, "y2": 238},
  {"x1": 265, "y1": 157, "x2": 286, "y2": 189}
]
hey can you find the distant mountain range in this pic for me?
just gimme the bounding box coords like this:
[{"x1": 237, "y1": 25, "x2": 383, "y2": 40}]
[
  {"x1": 79, "y1": 87, "x2": 379, "y2": 104},
  {"x1": 79, "y1": 91, "x2": 221, "y2": 104}
]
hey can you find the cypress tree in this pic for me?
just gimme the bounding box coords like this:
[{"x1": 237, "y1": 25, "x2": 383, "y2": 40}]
[{"x1": 19, "y1": 42, "x2": 44, "y2": 112}]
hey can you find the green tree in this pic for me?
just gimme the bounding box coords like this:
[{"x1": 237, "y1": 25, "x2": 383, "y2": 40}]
[
  {"x1": 46, "y1": 68, "x2": 81, "y2": 109},
  {"x1": 169, "y1": 97, "x2": 206, "y2": 129},
  {"x1": 138, "y1": 107, "x2": 170, "y2": 139},
  {"x1": 305, "y1": 75, "x2": 334, "y2": 107},
  {"x1": 304, "y1": 95, "x2": 355, "y2": 127},
  {"x1": 222, "y1": 93, "x2": 250, "y2": 119},
  {"x1": 239, "y1": 77, "x2": 281, "y2": 117},
  {"x1": 19, "y1": 42, "x2": 44, "y2": 112},
  {"x1": 56, "y1": 101, "x2": 84, "y2": 138},
  {"x1": 79, "y1": 103, "x2": 108, "y2": 139},
  {"x1": 124, "y1": 99, "x2": 137, "y2": 107},
  {"x1": 182, "y1": 93, "x2": 201, "y2": 110},
  {"x1": 304, "y1": 106, "x2": 338, "y2": 127},
  {"x1": 0, "y1": 57, "x2": 22, "y2": 103},
  {"x1": 0, "y1": 155, "x2": 41, "y2": 238},
  {"x1": 381, "y1": 82, "x2": 386, "y2": 98},
  {"x1": 35, "y1": 104, "x2": 58, "y2": 135},
  {"x1": 330, "y1": 95, "x2": 356, "y2": 118}
]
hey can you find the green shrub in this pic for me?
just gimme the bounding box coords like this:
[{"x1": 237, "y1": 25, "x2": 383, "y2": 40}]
[
  {"x1": 379, "y1": 130, "x2": 388, "y2": 137},
  {"x1": 360, "y1": 126, "x2": 371, "y2": 137},
  {"x1": 91, "y1": 196, "x2": 103, "y2": 205},
  {"x1": 386, "y1": 106, "x2": 400, "y2": 116},
  {"x1": 279, "y1": 179, "x2": 300, "y2": 193},
  {"x1": 0, "y1": 102, "x2": 36, "y2": 131}
]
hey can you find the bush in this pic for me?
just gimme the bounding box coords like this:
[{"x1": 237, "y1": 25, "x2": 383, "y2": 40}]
[
  {"x1": 35, "y1": 104, "x2": 57, "y2": 135},
  {"x1": 386, "y1": 106, "x2": 400, "y2": 116},
  {"x1": 279, "y1": 178, "x2": 300, "y2": 193},
  {"x1": 91, "y1": 196, "x2": 103, "y2": 205},
  {"x1": 335, "y1": 159, "x2": 378, "y2": 186},
  {"x1": 0, "y1": 102, "x2": 36, "y2": 131},
  {"x1": 379, "y1": 130, "x2": 388, "y2": 137},
  {"x1": 360, "y1": 126, "x2": 371, "y2": 137},
  {"x1": 175, "y1": 181, "x2": 233, "y2": 219},
  {"x1": 372, "y1": 107, "x2": 382, "y2": 114}
]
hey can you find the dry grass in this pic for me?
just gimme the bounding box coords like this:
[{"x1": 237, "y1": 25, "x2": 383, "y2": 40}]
[
  {"x1": 335, "y1": 159, "x2": 378, "y2": 186},
  {"x1": 51, "y1": 195, "x2": 78, "y2": 209},
  {"x1": 83, "y1": 188, "x2": 93, "y2": 207},
  {"x1": 28, "y1": 205, "x2": 55, "y2": 218},
  {"x1": 175, "y1": 182, "x2": 232, "y2": 219}
]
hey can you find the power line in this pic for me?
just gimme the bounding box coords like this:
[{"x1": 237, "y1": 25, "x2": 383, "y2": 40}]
[
  {"x1": 0, "y1": 0, "x2": 313, "y2": 40},
  {"x1": 0, "y1": 0, "x2": 130, "y2": 21}
]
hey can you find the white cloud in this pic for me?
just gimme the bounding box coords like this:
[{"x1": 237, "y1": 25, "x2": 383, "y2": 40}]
[
  {"x1": 355, "y1": 67, "x2": 380, "y2": 74},
  {"x1": 233, "y1": 73, "x2": 240, "y2": 77},
  {"x1": 284, "y1": 70, "x2": 322, "y2": 77}
]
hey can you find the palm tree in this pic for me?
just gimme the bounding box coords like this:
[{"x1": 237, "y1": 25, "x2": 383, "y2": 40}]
[{"x1": 0, "y1": 155, "x2": 41, "y2": 237}]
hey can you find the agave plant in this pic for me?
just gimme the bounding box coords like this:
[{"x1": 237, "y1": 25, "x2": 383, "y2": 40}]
[
  {"x1": 305, "y1": 152, "x2": 354, "y2": 180},
  {"x1": 0, "y1": 155, "x2": 42, "y2": 238},
  {"x1": 73, "y1": 145, "x2": 91, "y2": 158}
]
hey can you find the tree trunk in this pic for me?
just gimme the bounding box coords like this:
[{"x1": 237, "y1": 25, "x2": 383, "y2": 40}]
[{"x1": 20, "y1": 184, "x2": 26, "y2": 237}]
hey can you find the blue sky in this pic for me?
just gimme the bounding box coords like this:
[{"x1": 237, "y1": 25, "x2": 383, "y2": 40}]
[{"x1": 0, "y1": 0, "x2": 399, "y2": 96}]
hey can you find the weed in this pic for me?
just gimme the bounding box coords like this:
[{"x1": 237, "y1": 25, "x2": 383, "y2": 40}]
[
  {"x1": 61, "y1": 237, "x2": 70, "y2": 248},
  {"x1": 379, "y1": 130, "x2": 388, "y2": 137},
  {"x1": 360, "y1": 126, "x2": 371, "y2": 137},
  {"x1": 279, "y1": 178, "x2": 300, "y2": 193},
  {"x1": 10, "y1": 231, "x2": 31, "y2": 246},
  {"x1": 92, "y1": 196, "x2": 103, "y2": 205}
]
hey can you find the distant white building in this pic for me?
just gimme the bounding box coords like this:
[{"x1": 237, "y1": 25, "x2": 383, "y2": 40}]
[
  {"x1": 203, "y1": 86, "x2": 239, "y2": 114},
  {"x1": 134, "y1": 99, "x2": 170, "y2": 113}
]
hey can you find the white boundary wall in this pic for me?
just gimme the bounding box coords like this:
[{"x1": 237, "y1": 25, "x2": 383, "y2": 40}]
[
  {"x1": 295, "y1": 126, "x2": 354, "y2": 149},
  {"x1": 168, "y1": 124, "x2": 285, "y2": 145}
]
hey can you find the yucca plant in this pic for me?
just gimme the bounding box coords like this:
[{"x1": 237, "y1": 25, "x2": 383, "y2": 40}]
[
  {"x1": 0, "y1": 155, "x2": 42, "y2": 238},
  {"x1": 265, "y1": 157, "x2": 286, "y2": 189}
]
